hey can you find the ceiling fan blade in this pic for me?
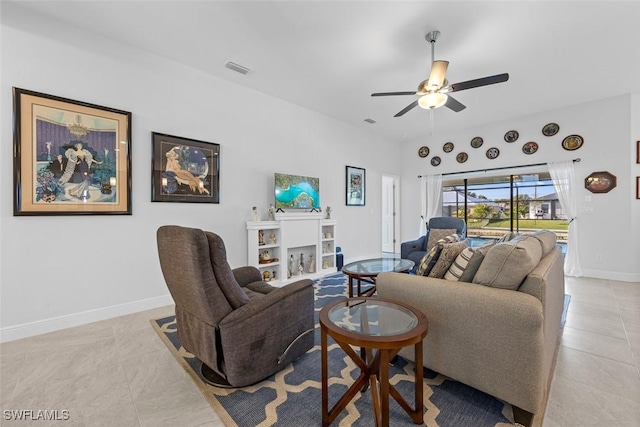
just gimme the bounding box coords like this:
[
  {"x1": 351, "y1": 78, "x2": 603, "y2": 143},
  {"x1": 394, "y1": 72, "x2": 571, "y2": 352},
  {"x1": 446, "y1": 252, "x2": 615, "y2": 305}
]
[
  {"x1": 428, "y1": 60, "x2": 449, "y2": 90},
  {"x1": 371, "y1": 91, "x2": 416, "y2": 97},
  {"x1": 445, "y1": 95, "x2": 466, "y2": 112},
  {"x1": 394, "y1": 100, "x2": 419, "y2": 117},
  {"x1": 449, "y1": 73, "x2": 509, "y2": 92}
]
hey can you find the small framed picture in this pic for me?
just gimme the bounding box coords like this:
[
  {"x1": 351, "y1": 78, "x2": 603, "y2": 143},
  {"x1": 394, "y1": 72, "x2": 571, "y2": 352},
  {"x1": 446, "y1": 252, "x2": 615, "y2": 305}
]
[
  {"x1": 12, "y1": 87, "x2": 132, "y2": 216},
  {"x1": 637, "y1": 140, "x2": 640, "y2": 164},
  {"x1": 637, "y1": 177, "x2": 640, "y2": 200},
  {"x1": 346, "y1": 165, "x2": 365, "y2": 206},
  {"x1": 151, "y1": 132, "x2": 220, "y2": 203}
]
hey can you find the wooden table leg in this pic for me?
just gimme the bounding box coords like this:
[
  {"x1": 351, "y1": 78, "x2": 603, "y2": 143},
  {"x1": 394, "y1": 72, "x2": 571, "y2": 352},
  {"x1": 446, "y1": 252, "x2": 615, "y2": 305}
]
[
  {"x1": 414, "y1": 341, "x2": 424, "y2": 424},
  {"x1": 321, "y1": 326, "x2": 329, "y2": 427}
]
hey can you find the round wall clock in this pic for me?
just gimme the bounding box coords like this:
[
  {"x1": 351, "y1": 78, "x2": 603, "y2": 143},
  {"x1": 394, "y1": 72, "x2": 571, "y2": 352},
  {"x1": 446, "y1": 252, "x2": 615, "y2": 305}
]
[
  {"x1": 486, "y1": 147, "x2": 500, "y2": 159},
  {"x1": 470, "y1": 137, "x2": 484, "y2": 148},
  {"x1": 504, "y1": 130, "x2": 519, "y2": 143},
  {"x1": 542, "y1": 123, "x2": 560, "y2": 136},
  {"x1": 522, "y1": 141, "x2": 539, "y2": 155},
  {"x1": 562, "y1": 134, "x2": 584, "y2": 151},
  {"x1": 418, "y1": 146, "x2": 430, "y2": 158},
  {"x1": 443, "y1": 142, "x2": 454, "y2": 153},
  {"x1": 430, "y1": 156, "x2": 441, "y2": 166},
  {"x1": 456, "y1": 152, "x2": 468, "y2": 163}
]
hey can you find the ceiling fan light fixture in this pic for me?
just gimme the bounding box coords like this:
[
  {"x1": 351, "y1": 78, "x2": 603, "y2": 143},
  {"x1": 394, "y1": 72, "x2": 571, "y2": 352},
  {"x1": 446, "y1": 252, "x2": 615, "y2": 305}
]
[{"x1": 418, "y1": 92, "x2": 448, "y2": 109}]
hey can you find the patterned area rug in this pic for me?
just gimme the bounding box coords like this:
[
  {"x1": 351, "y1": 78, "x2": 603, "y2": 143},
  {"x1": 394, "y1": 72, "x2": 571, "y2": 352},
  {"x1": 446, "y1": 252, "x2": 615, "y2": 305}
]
[{"x1": 151, "y1": 274, "x2": 526, "y2": 427}]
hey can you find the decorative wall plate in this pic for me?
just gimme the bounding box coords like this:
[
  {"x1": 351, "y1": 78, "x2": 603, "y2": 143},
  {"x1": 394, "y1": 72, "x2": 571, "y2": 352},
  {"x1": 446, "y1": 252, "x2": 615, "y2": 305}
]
[
  {"x1": 418, "y1": 146, "x2": 430, "y2": 158},
  {"x1": 443, "y1": 142, "x2": 454, "y2": 153},
  {"x1": 562, "y1": 134, "x2": 584, "y2": 151},
  {"x1": 542, "y1": 122, "x2": 560, "y2": 136},
  {"x1": 504, "y1": 130, "x2": 519, "y2": 143},
  {"x1": 522, "y1": 141, "x2": 539, "y2": 155},
  {"x1": 486, "y1": 147, "x2": 500, "y2": 159},
  {"x1": 430, "y1": 156, "x2": 441, "y2": 166},
  {"x1": 456, "y1": 152, "x2": 468, "y2": 163},
  {"x1": 470, "y1": 137, "x2": 484, "y2": 148}
]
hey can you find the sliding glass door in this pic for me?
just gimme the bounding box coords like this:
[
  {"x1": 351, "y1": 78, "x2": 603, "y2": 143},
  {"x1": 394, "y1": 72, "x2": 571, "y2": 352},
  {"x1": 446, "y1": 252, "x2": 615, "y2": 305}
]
[{"x1": 442, "y1": 172, "x2": 568, "y2": 251}]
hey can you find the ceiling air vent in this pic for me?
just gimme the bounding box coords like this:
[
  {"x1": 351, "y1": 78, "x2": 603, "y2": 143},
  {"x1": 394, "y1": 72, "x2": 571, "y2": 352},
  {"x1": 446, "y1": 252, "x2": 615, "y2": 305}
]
[
  {"x1": 364, "y1": 118, "x2": 377, "y2": 124},
  {"x1": 224, "y1": 60, "x2": 252, "y2": 75}
]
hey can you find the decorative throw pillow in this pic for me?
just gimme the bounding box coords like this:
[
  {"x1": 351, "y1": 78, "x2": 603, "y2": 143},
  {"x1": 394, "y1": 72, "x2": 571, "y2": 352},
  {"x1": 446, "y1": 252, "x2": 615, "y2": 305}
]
[
  {"x1": 429, "y1": 240, "x2": 469, "y2": 278},
  {"x1": 426, "y1": 229, "x2": 457, "y2": 252},
  {"x1": 444, "y1": 246, "x2": 475, "y2": 281},
  {"x1": 473, "y1": 235, "x2": 543, "y2": 290},
  {"x1": 415, "y1": 244, "x2": 443, "y2": 276}
]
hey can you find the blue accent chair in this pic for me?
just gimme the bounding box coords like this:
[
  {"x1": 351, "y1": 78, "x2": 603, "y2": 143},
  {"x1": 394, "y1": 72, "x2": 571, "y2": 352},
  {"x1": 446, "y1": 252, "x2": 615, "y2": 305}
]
[{"x1": 401, "y1": 217, "x2": 467, "y2": 269}]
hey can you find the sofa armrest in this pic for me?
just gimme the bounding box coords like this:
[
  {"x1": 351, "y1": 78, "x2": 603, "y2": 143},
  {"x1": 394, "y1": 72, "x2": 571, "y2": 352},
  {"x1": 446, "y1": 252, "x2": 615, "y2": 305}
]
[
  {"x1": 377, "y1": 272, "x2": 545, "y2": 413},
  {"x1": 400, "y1": 235, "x2": 427, "y2": 259},
  {"x1": 232, "y1": 266, "x2": 263, "y2": 287}
]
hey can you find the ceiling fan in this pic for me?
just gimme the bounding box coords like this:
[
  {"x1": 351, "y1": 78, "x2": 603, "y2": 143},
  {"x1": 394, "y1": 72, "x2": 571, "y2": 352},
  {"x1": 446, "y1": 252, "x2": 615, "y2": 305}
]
[{"x1": 372, "y1": 31, "x2": 509, "y2": 117}]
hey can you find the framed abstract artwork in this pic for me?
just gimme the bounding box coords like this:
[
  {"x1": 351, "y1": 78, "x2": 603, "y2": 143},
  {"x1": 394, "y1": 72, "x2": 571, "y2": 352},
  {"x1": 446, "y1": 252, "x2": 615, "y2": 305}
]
[
  {"x1": 151, "y1": 132, "x2": 220, "y2": 203},
  {"x1": 346, "y1": 165, "x2": 365, "y2": 206},
  {"x1": 13, "y1": 87, "x2": 132, "y2": 215}
]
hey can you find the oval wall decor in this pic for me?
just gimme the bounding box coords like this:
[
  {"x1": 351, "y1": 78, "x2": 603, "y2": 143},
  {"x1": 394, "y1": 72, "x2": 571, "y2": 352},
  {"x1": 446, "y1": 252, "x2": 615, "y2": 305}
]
[
  {"x1": 562, "y1": 134, "x2": 584, "y2": 151},
  {"x1": 443, "y1": 142, "x2": 454, "y2": 153},
  {"x1": 418, "y1": 146, "x2": 430, "y2": 158},
  {"x1": 504, "y1": 130, "x2": 519, "y2": 143},
  {"x1": 486, "y1": 147, "x2": 500, "y2": 159},
  {"x1": 430, "y1": 156, "x2": 441, "y2": 166},
  {"x1": 470, "y1": 136, "x2": 484, "y2": 148},
  {"x1": 522, "y1": 141, "x2": 539, "y2": 155},
  {"x1": 542, "y1": 122, "x2": 560, "y2": 136},
  {"x1": 456, "y1": 152, "x2": 468, "y2": 163}
]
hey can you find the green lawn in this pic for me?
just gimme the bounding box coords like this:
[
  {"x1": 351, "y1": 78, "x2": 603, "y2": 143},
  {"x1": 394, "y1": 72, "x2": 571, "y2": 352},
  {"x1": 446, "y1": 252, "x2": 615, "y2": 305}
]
[{"x1": 468, "y1": 218, "x2": 569, "y2": 230}]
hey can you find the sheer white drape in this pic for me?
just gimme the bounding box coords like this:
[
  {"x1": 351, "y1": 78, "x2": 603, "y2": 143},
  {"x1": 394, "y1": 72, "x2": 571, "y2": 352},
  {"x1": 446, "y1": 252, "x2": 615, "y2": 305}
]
[
  {"x1": 420, "y1": 174, "x2": 443, "y2": 235},
  {"x1": 548, "y1": 160, "x2": 583, "y2": 276}
]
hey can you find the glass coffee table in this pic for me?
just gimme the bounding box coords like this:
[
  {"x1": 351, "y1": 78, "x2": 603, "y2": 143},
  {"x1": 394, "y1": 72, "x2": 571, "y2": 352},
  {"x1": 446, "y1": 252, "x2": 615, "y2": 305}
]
[
  {"x1": 320, "y1": 297, "x2": 428, "y2": 426},
  {"x1": 341, "y1": 258, "x2": 414, "y2": 297}
]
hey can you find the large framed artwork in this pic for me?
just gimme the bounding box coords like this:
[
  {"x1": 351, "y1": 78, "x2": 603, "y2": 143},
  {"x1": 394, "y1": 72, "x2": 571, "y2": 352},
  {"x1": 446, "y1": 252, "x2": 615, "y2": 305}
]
[
  {"x1": 346, "y1": 165, "x2": 366, "y2": 206},
  {"x1": 13, "y1": 88, "x2": 132, "y2": 216},
  {"x1": 151, "y1": 132, "x2": 220, "y2": 203}
]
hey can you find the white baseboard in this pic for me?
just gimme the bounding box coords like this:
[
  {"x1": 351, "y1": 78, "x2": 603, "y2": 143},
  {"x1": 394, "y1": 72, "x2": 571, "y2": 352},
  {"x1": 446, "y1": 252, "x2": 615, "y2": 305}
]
[
  {"x1": 581, "y1": 269, "x2": 640, "y2": 283},
  {"x1": 0, "y1": 294, "x2": 175, "y2": 343}
]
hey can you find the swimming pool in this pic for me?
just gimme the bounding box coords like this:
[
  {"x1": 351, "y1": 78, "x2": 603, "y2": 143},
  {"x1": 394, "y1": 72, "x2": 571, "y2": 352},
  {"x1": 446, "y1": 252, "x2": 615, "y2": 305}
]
[{"x1": 468, "y1": 236, "x2": 567, "y2": 254}]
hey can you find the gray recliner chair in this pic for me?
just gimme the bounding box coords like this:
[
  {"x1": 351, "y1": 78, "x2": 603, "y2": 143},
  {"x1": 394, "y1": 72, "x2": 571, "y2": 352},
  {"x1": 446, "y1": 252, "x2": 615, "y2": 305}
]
[
  {"x1": 401, "y1": 217, "x2": 467, "y2": 268},
  {"x1": 156, "y1": 225, "x2": 315, "y2": 387}
]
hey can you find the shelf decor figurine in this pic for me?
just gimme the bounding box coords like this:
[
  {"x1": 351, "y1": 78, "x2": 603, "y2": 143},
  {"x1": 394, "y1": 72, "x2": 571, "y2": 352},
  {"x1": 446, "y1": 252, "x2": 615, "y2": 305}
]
[
  {"x1": 289, "y1": 255, "x2": 295, "y2": 278},
  {"x1": 326, "y1": 206, "x2": 332, "y2": 219},
  {"x1": 268, "y1": 204, "x2": 276, "y2": 221},
  {"x1": 252, "y1": 206, "x2": 260, "y2": 221},
  {"x1": 269, "y1": 231, "x2": 277, "y2": 245},
  {"x1": 258, "y1": 229, "x2": 265, "y2": 246},
  {"x1": 308, "y1": 254, "x2": 315, "y2": 273}
]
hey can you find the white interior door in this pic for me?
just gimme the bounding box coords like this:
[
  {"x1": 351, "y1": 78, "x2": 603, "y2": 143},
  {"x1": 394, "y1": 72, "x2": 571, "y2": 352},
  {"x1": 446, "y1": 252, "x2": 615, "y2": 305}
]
[{"x1": 381, "y1": 175, "x2": 398, "y2": 253}]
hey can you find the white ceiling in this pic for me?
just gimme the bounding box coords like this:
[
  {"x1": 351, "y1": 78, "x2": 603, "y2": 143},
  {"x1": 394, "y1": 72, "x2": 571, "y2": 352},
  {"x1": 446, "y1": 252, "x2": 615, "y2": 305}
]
[{"x1": 10, "y1": 1, "x2": 640, "y2": 142}]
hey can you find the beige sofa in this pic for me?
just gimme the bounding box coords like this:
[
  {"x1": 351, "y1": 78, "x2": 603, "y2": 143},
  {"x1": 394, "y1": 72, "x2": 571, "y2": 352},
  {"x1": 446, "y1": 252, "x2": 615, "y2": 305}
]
[{"x1": 377, "y1": 234, "x2": 565, "y2": 427}]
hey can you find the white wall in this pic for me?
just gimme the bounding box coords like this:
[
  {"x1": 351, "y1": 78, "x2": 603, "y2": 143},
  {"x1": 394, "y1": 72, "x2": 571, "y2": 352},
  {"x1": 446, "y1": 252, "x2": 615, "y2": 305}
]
[
  {"x1": 400, "y1": 94, "x2": 640, "y2": 282},
  {"x1": 0, "y1": 4, "x2": 400, "y2": 341}
]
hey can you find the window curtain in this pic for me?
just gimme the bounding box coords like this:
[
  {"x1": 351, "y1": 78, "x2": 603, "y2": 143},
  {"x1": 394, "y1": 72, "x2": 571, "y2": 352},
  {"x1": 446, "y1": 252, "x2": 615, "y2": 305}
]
[
  {"x1": 420, "y1": 174, "x2": 443, "y2": 235},
  {"x1": 548, "y1": 160, "x2": 583, "y2": 277}
]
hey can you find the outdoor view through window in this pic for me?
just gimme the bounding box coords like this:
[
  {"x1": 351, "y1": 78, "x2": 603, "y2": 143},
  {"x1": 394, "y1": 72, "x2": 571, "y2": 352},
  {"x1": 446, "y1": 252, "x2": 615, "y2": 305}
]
[{"x1": 443, "y1": 172, "x2": 568, "y2": 253}]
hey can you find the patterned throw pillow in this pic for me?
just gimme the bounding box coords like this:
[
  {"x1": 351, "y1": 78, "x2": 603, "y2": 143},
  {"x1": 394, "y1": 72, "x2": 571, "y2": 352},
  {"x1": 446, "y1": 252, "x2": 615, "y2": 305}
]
[
  {"x1": 426, "y1": 229, "x2": 457, "y2": 252},
  {"x1": 429, "y1": 240, "x2": 469, "y2": 278},
  {"x1": 416, "y1": 244, "x2": 443, "y2": 276},
  {"x1": 444, "y1": 246, "x2": 475, "y2": 281},
  {"x1": 444, "y1": 240, "x2": 495, "y2": 282}
]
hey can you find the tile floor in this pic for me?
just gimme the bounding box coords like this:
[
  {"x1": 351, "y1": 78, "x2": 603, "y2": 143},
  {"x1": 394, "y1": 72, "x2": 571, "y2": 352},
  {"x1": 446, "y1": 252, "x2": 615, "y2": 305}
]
[{"x1": 1, "y1": 276, "x2": 639, "y2": 426}]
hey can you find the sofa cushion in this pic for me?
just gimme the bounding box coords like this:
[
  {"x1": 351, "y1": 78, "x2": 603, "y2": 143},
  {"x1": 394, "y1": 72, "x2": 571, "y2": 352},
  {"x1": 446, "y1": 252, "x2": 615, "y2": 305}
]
[
  {"x1": 426, "y1": 229, "x2": 457, "y2": 251},
  {"x1": 528, "y1": 230, "x2": 557, "y2": 256},
  {"x1": 429, "y1": 240, "x2": 469, "y2": 278},
  {"x1": 416, "y1": 244, "x2": 443, "y2": 276},
  {"x1": 472, "y1": 235, "x2": 543, "y2": 290},
  {"x1": 444, "y1": 240, "x2": 493, "y2": 282},
  {"x1": 497, "y1": 232, "x2": 518, "y2": 243}
]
